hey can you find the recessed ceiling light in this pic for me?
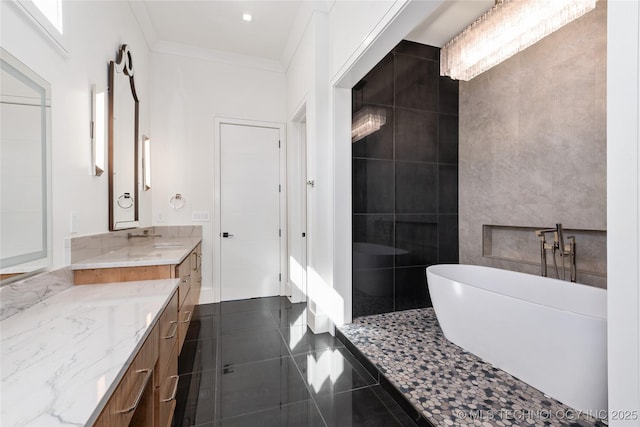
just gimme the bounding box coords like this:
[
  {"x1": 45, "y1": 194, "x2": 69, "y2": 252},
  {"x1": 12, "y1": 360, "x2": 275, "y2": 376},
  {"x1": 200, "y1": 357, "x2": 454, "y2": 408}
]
[{"x1": 242, "y1": 13, "x2": 252, "y2": 22}]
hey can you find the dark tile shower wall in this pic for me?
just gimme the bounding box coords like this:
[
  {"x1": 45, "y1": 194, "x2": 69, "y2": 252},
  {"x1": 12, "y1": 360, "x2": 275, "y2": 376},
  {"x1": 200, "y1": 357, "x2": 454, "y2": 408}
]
[{"x1": 352, "y1": 40, "x2": 459, "y2": 319}]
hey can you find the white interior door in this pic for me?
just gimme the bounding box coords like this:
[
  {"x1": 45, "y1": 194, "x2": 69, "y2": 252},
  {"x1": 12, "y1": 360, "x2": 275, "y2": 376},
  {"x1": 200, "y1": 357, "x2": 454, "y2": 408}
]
[{"x1": 220, "y1": 123, "x2": 281, "y2": 301}]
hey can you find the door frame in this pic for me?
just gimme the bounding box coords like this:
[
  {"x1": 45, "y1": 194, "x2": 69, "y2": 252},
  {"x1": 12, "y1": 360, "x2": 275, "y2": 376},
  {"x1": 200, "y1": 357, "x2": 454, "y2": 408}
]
[
  {"x1": 287, "y1": 102, "x2": 308, "y2": 303},
  {"x1": 213, "y1": 116, "x2": 287, "y2": 302}
]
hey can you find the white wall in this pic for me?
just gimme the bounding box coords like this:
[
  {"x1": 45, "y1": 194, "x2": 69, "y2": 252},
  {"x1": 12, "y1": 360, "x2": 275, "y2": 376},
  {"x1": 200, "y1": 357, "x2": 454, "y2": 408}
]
[
  {"x1": 285, "y1": 0, "x2": 448, "y2": 329},
  {"x1": 149, "y1": 51, "x2": 287, "y2": 302},
  {"x1": 607, "y1": 0, "x2": 640, "y2": 422},
  {"x1": 1, "y1": 0, "x2": 151, "y2": 269}
]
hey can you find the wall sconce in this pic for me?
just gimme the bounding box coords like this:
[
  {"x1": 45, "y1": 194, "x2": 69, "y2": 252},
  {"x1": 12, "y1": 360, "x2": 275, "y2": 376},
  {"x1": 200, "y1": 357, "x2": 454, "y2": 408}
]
[
  {"x1": 440, "y1": 0, "x2": 597, "y2": 81},
  {"x1": 142, "y1": 135, "x2": 151, "y2": 191},
  {"x1": 90, "y1": 84, "x2": 105, "y2": 176}
]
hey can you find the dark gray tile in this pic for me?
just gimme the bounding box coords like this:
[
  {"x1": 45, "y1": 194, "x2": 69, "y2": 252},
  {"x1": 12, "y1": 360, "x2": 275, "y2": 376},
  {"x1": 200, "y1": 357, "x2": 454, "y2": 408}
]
[
  {"x1": 185, "y1": 316, "x2": 217, "y2": 342},
  {"x1": 395, "y1": 108, "x2": 438, "y2": 163},
  {"x1": 352, "y1": 106, "x2": 393, "y2": 160},
  {"x1": 272, "y1": 303, "x2": 308, "y2": 330},
  {"x1": 353, "y1": 215, "x2": 395, "y2": 270},
  {"x1": 352, "y1": 159, "x2": 394, "y2": 214},
  {"x1": 352, "y1": 268, "x2": 394, "y2": 318},
  {"x1": 315, "y1": 386, "x2": 408, "y2": 427},
  {"x1": 438, "y1": 165, "x2": 458, "y2": 214},
  {"x1": 220, "y1": 328, "x2": 289, "y2": 366},
  {"x1": 193, "y1": 303, "x2": 219, "y2": 318},
  {"x1": 359, "y1": 52, "x2": 394, "y2": 107},
  {"x1": 282, "y1": 325, "x2": 345, "y2": 356},
  {"x1": 218, "y1": 356, "x2": 310, "y2": 420},
  {"x1": 173, "y1": 370, "x2": 217, "y2": 427},
  {"x1": 370, "y1": 384, "x2": 423, "y2": 427},
  {"x1": 219, "y1": 309, "x2": 279, "y2": 335},
  {"x1": 293, "y1": 346, "x2": 377, "y2": 398},
  {"x1": 393, "y1": 41, "x2": 439, "y2": 61},
  {"x1": 220, "y1": 296, "x2": 291, "y2": 315},
  {"x1": 394, "y1": 267, "x2": 431, "y2": 311},
  {"x1": 394, "y1": 55, "x2": 438, "y2": 112},
  {"x1": 438, "y1": 114, "x2": 458, "y2": 164},
  {"x1": 215, "y1": 400, "x2": 326, "y2": 427},
  {"x1": 437, "y1": 215, "x2": 459, "y2": 264},
  {"x1": 395, "y1": 162, "x2": 438, "y2": 214},
  {"x1": 180, "y1": 337, "x2": 217, "y2": 375},
  {"x1": 439, "y1": 76, "x2": 459, "y2": 115},
  {"x1": 394, "y1": 215, "x2": 438, "y2": 267}
]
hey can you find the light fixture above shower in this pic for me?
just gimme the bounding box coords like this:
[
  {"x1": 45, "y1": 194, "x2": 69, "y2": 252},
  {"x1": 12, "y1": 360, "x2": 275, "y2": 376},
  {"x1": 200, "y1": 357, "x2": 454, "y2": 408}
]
[
  {"x1": 351, "y1": 106, "x2": 387, "y2": 143},
  {"x1": 351, "y1": 81, "x2": 387, "y2": 143},
  {"x1": 440, "y1": 0, "x2": 597, "y2": 81}
]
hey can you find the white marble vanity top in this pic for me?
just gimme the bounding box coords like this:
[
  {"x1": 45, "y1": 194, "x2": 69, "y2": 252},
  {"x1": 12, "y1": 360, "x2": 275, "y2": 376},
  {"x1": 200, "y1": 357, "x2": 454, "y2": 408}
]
[
  {"x1": 0, "y1": 278, "x2": 180, "y2": 426},
  {"x1": 70, "y1": 237, "x2": 201, "y2": 270}
]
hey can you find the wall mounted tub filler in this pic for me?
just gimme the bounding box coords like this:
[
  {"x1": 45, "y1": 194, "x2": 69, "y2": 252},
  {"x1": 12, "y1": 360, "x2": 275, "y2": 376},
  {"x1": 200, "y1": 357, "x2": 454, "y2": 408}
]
[{"x1": 534, "y1": 223, "x2": 576, "y2": 282}]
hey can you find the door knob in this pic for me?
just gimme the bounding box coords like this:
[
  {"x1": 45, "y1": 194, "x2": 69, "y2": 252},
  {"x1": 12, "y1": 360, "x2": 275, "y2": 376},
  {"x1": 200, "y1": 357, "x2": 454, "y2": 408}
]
[{"x1": 222, "y1": 232, "x2": 234, "y2": 238}]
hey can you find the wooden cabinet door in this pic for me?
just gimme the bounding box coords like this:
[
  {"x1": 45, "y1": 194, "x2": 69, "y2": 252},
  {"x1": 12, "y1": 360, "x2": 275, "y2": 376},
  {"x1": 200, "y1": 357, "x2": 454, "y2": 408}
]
[{"x1": 191, "y1": 244, "x2": 202, "y2": 305}]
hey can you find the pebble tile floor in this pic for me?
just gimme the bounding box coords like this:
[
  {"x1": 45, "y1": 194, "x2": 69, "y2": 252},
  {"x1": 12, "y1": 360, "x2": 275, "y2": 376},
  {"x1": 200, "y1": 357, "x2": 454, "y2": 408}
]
[
  {"x1": 172, "y1": 297, "x2": 419, "y2": 426},
  {"x1": 338, "y1": 308, "x2": 608, "y2": 427}
]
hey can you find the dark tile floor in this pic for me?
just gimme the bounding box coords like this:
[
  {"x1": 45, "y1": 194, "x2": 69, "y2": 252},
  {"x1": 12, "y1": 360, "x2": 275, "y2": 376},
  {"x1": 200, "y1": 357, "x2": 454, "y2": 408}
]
[{"x1": 172, "y1": 297, "x2": 419, "y2": 427}]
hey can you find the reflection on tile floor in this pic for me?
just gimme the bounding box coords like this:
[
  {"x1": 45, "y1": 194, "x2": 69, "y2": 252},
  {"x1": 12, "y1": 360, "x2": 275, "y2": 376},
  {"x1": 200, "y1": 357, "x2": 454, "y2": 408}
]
[
  {"x1": 338, "y1": 308, "x2": 608, "y2": 427},
  {"x1": 173, "y1": 297, "x2": 418, "y2": 427}
]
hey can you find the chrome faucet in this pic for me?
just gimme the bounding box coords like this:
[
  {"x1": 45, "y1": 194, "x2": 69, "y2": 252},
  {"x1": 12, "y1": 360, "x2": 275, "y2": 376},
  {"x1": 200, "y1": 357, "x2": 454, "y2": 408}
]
[
  {"x1": 534, "y1": 223, "x2": 576, "y2": 282},
  {"x1": 127, "y1": 229, "x2": 162, "y2": 239}
]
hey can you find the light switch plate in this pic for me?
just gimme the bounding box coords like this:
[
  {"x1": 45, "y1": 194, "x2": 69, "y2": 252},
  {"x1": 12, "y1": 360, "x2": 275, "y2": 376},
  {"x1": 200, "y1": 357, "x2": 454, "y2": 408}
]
[{"x1": 192, "y1": 211, "x2": 210, "y2": 222}]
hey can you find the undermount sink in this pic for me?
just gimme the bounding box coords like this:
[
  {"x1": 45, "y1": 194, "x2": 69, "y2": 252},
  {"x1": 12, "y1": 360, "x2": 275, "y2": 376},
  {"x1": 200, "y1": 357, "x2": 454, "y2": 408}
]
[
  {"x1": 153, "y1": 243, "x2": 183, "y2": 249},
  {"x1": 128, "y1": 252, "x2": 163, "y2": 258}
]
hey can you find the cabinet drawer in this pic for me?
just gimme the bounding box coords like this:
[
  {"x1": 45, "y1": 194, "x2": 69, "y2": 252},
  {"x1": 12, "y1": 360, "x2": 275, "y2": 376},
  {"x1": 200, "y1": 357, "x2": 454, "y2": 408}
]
[
  {"x1": 178, "y1": 274, "x2": 191, "y2": 309},
  {"x1": 175, "y1": 256, "x2": 192, "y2": 309},
  {"x1": 158, "y1": 290, "x2": 178, "y2": 380},
  {"x1": 158, "y1": 343, "x2": 179, "y2": 427},
  {"x1": 109, "y1": 325, "x2": 158, "y2": 426},
  {"x1": 178, "y1": 288, "x2": 194, "y2": 351}
]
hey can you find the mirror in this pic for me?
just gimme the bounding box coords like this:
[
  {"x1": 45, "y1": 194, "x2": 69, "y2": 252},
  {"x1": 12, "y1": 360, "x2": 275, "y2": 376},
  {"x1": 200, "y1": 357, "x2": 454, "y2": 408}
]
[
  {"x1": 109, "y1": 44, "x2": 139, "y2": 230},
  {"x1": 0, "y1": 48, "x2": 52, "y2": 284}
]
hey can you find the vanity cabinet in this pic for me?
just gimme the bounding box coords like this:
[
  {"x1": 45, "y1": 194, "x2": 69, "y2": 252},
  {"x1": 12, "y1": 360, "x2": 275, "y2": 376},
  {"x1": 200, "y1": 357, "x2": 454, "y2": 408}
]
[
  {"x1": 156, "y1": 291, "x2": 179, "y2": 427},
  {"x1": 92, "y1": 288, "x2": 180, "y2": 427},
  {"x1": 73, "y1": 242, "x2": 202, "y2": 356},
  {"x1": 176, "y1": 255, "x2": 193, "y2": 351},
  {"x1": 93, "y1": 312, "x2": 160, "y2": 427}
]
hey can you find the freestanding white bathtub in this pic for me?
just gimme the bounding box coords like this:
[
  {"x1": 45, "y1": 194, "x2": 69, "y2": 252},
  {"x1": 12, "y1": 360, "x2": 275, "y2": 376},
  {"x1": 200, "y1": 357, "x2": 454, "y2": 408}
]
[{"x1": 426, "y1": 264, "x2": 607, "y2": 413}]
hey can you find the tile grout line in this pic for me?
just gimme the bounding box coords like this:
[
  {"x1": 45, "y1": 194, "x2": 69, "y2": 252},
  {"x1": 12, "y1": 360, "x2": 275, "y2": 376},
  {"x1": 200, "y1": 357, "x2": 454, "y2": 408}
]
[{"x1": 272, "y1": 305, "x2": 330, "y2": 427}]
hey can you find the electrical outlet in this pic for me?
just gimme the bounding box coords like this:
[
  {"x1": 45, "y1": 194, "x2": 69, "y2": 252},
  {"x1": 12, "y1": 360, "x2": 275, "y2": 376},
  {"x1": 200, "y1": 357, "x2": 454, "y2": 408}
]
[{"x1": 70, "y1": 212, "x2": 77, "y2": 233}]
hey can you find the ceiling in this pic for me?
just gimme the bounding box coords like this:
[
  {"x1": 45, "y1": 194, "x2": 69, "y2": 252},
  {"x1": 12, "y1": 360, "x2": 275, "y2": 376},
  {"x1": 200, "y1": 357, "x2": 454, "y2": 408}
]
[{"x1": 131, "y1": 0, "x2": 493, "y2": 69}]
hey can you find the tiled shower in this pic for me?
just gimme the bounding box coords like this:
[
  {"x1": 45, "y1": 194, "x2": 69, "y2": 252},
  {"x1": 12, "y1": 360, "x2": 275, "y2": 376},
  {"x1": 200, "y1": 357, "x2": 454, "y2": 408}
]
[{"x1": 352, "y1": 40, "x2": 459, "y2": 318}]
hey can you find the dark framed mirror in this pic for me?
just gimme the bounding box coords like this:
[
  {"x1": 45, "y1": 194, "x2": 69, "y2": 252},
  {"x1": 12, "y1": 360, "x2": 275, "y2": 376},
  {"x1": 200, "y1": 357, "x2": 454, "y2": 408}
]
[{"x1": 109, "y1": 44, "x2": 139, "y2": 230}]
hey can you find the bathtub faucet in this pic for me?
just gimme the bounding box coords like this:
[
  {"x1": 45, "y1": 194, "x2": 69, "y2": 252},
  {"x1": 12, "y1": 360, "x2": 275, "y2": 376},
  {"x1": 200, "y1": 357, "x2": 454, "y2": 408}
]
[{"x1": 534, "y1": 223, "x2": 576, "y2": 282}]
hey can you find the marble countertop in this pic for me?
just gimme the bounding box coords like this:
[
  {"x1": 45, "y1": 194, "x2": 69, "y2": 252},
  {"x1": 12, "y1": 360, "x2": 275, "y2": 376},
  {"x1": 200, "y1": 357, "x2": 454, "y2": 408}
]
[
  {"x1": 0, "y1": 278, "x2": 180, "y2": 427},
  {"x1": 70, "y1": 237, "x2": 201, "y2": 270}
]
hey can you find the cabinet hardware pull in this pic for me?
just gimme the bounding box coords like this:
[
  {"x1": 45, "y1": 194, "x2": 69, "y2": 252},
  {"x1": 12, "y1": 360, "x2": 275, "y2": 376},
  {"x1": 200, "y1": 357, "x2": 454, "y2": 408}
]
[
  {"x1": 161, "y1": 375, "x2": 180, "y2": 402},
  {"x1": 116, "y1": 369, "x2": 152, "y2": 414},
  {"x1": 181, "y1": 310, "x2": 192, "y2": 324},
  {"x1": 163, "y1": 321, "x2": 178, "y2": 339}
]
